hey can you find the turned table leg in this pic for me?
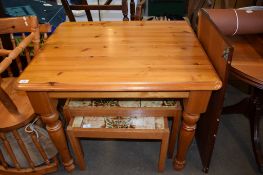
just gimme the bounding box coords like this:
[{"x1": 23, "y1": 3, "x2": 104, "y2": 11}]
[
  {"x1": 173, "y1": 91, "x2": 211, "y2": 170},
  {"x1": 27, "y1": 92, "x2": 75, "y2": 172}
]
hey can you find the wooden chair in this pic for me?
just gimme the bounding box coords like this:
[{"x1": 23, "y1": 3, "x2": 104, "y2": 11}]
[
  {"x1": 61, "y1": 0, "x2": 146, "y2": 21},
  {"x1": 195, "y1": 8, "x2": 263, "y2": 173},
  {"x1": 0, "y1": 16, "x2": 58, "y2": 174},
  {"x1": 64, "y1": 99, "x2": 181, "y2": 172}
]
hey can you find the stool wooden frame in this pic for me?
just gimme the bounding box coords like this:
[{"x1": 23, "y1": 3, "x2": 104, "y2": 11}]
[
  {"x1": 64, "y1": 99, "x2": 181, "y2": 172},
  {"x1": 67, "y1": 116, "x2": 169, "y2": 172}
]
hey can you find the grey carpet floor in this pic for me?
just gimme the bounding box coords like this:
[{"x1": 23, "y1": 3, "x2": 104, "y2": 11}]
[{"x1": 52, "y1": 84, "x2": 263, "y2": 175}]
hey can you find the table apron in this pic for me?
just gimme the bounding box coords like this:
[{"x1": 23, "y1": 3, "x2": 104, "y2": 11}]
[{"x1": 48, "y1": 91, "x2": 189, "y2": 99}]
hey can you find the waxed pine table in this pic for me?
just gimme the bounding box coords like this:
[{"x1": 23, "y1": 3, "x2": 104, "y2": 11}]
[{"x1": 16, "y1": 21, "x2": 222, "y2": 171}]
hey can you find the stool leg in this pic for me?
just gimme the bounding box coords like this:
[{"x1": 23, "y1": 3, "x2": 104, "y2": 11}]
[
  {"x1": 158, "y1": 130, "x2": 169, "y2": 172},
  {"x1": 67, "y1": 128, "x2": 86, "y2": 170}
]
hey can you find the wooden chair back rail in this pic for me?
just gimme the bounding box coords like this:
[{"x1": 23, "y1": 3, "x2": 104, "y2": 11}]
[
  {"x1": 0, "y1": 17, "x2": 39, "y2": 35},
  {"x1": 0, "y1": 38, "x2": 13, "y2": 77},
  {"x1": 0, "y1": 133, "x2": 20, "y2": 170},
  {"x1": 70, "y1": 4, "x2": 123, "y2": 10},
  {"x1": 21, "y1": 33, "x2": 32, "y2": 64},
  {"x1": 130, "y1": 0, "x2": 135, "y2": 20},
  {"x1": 0, "y1": 149, "x2": 8, "y2": 169},
  {"x1": 195, "y1": 8, "x2": 234, "y2": 172},
  {"x1": 187, "y1": 0, "x2": 214, "y2": 31},
  {"x1": 61, "y1": 0, "x2": 145, "y2": 21},
  {"x1": 135, "y1": 0, "x2": 145, "y2": 20},
  {"x1": 80, "y1": 0, "x2": 93, "y2": 21},
  {"x1": 61, "y1": 0, "x2": 129, "y2": 22},
  {"x1": 39, "y1": 23, "x2": 52, "y2": 43},
  {"x1": 10, "y1": 34, "x2": 23, "y2": 74},
  {"x1": 29, "y1": 132, "x2": 51, "y2": 165},
  {"x1": 0, "y1": 130, "x2": 57, "y2": 172},
  {"x1": 12, "y1": 130, "x2": 35, "y2": 169},
  {"x1": 0, "y1": 32, "x2": 36, "y2": 75},
  {"x1": 0, "y1": 22, "x2": 51, "y2": 77}
]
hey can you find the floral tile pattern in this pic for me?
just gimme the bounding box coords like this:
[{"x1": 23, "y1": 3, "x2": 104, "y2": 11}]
[
  {"x1": 68, "y1": 99, "x2": 92, "y2": 107},
  {"x1": 68, "y1": 99, "x2": 180, "y2": 108},
  {"x1": 74, "y1": 116, "x2": 165, "y2": 129},
  {"x1": 68, "y1": 99, "x2": 176, "y2": 130}
]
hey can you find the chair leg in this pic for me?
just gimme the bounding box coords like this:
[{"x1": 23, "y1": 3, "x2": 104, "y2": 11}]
[
  {"x1": 168, "y1": 111, "x2": 181, "y2": 158},
  {"x1": 67, "y1": 129, "x2": 86, "y2": 170},
  {"x1": 248, "y1": 90, "x2": 263, "y2": 172},
  {"x1": 158, "y1": 131, "x2": 169, "y2": 172}
]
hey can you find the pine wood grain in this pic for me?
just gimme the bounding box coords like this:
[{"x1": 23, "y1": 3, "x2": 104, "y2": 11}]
[{"x1": 17, "y1": 21, "x2": 221, "y2": 92}]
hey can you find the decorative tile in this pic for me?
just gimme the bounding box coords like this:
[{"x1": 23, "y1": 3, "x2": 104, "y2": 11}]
[
  {"x1": 140, "y1": 100, "x2": 163, "y2": 107},
  {"x1": 140, "y1": 100, "x2": 179, "y2": 107},
  {"x1": 105, "y1": 117, "x2": 133, "y2": 128},
  {"x1": 78, "y1": 116, "x2": 165, "y2": 129},
  {"x1": 68, "y1": 99, "x2": 92, "y2": 107},
  {"x1": 92, "y1": 99, "x2": 119, "y2": 107},
  {"x1": 162, "y1": 100, "x2": 180, "y2": 107},
  {"x1": 72, "y1": 116, "x2": 83, "y2": 127},
  {"x1": 82, "y1": 117, "x2": 105, "y2": 128},
  {"x1": 68, "y1": 99, "x2": 180, "y2": 108},
  {"x1": 118, "y1": 100, "x2": 140, "y2": 107}
]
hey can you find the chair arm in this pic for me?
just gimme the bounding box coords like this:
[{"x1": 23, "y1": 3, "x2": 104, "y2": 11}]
[
  {"x1": 135, "y1": 0, "x2": 146, "y2": 21},
  {"x1": 0, "y1": 32, "x2": 35, "y2": 74}
]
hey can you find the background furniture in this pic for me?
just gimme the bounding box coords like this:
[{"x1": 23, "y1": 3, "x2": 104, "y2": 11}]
[
  {"x1": 61, "y1": 0, "x2": 146, "y2": 21},
  {"x1": 0, "y1": 16, "x2": 58, "y2": 174},
  {"x1": 196, "y1": 8, "x2": 263, "y2": 173},
  {"x1": 222, "y1": 34, "x2": 263, "y2": 173},
  {"x1": 16, "y1": 20, "x2": 221, "y2": 172},
  {"x1": 62, "y1": 0, "x2": 128, "y2": 21},
  {"x1": 186, "y1": 0, "x2": 260, "y2": 32},
  {"x1": 195, "y1": 8, "x2": 233, "y2": 173},
  {"x1": 147, "y1": 0, "x2": 187, "y2": 20},
  {"x1": 0, "y1": 0, "x2": 66, "y2": 31}
]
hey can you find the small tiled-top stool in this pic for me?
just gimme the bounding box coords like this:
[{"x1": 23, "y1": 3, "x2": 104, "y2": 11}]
[{"x1": 64, "y1": 99, "x2": 181, "y2": 172}]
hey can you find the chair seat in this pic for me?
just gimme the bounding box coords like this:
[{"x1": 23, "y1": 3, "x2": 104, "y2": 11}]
[{"x1": 0, "y1": 78, "x2": 34, "y2": 131}]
